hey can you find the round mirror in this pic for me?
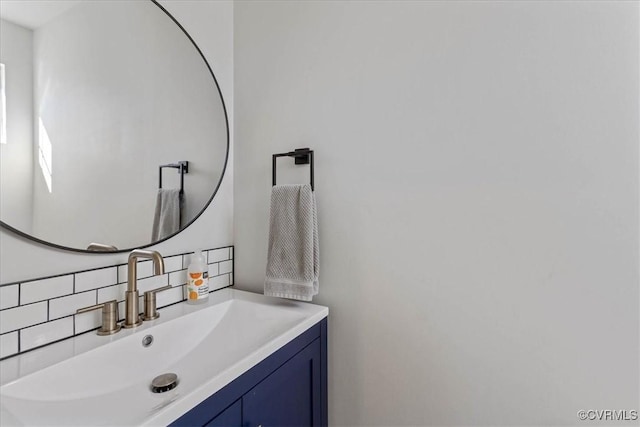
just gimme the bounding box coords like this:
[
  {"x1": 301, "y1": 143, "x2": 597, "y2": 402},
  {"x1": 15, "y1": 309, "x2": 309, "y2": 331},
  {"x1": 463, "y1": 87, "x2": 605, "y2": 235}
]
[{"x1": 0, "y1": 0, "x2": 229, "y2": 252}]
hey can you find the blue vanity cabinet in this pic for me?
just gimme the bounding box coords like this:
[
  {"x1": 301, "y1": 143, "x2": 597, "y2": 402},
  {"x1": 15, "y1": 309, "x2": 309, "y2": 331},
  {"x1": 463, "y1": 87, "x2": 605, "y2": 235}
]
[
  {"x1": 243, "y1": 339, "x2": 321, "y2": 426},
  {"x1": 205, "y1": 400, "x2": 241, "y2": 427},
  {"x1": 171, "y1": 318, "x2": 327, "y2": 427}
]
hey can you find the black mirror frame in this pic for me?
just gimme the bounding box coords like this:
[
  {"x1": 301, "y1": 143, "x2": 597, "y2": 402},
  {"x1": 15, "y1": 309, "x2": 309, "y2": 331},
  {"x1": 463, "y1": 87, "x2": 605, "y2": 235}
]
[{"x1": 0, "y1": 0, "x2": 230, "y2": 254}]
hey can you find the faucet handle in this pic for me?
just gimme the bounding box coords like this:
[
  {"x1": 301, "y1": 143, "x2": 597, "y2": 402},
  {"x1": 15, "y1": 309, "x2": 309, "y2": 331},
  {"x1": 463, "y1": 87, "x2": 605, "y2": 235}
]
[
  {"x1": 76, "y1": 300, "x2": 121, "y2": 336},
  {"x1": 142, "y1": 285, "x2": 173, "y2": 321}
]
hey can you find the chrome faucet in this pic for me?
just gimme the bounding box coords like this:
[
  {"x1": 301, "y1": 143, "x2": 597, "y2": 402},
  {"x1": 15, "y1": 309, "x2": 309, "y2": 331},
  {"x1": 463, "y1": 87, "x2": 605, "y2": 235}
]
[{"x1": 123, "y1": 249, "x2": 165, "y2": 328}]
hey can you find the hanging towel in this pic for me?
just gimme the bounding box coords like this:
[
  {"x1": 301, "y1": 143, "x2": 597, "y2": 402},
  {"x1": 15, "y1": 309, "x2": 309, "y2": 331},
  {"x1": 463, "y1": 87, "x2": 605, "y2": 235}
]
[
  {"x1": 151, "y1": 189, "x2": 182, "y2": 241},
  {"x1": 265, "y1": 184, "x2": 319, "y2": 301}
]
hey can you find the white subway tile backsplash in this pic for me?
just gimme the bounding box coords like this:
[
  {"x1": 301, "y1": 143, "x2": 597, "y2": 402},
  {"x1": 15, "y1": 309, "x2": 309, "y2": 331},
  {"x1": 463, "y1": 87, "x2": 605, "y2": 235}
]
[
  {"x1": 136, "y1": 274, "x2": 168, "y2": 293},
  {"x1": 0, "y1": 332, "x2": 19, "y2": 358},
  {"x1": 219, "y1": 260, "x2": 233, "y2": 275},
  {"x1": 20, "y1": 276, "x2": 73, "y2": 305},
  {"x1": 116, "y1": 266, "x2": 124, "y2": 283},
  {"x1": 208, "y1": 248, "x2": 229, "y2": 263},
  {"x1": 97, "y1": 283, "x2": 127, "y2": 304},
  {"x1": 137, "y1": 261, "x2": 154, "y2": 279},
  {"x1": 156, "y1": 286, "x2": 184, "y2": 309},
  {"x1": 75, "y1": 310, "x2": 102, "y2": 334},
  {"x1": 49, "y1": 291, "x2": 96, "y2": 320},
  {"x1": 210, "y1": 274, "x2": 230, "y2": 291},
  {"x1": 0, "y1": 285, "x2": 19, "y2": 310},
  {"x1": 117, "y1": 265, "x2": 127, "y2": 283},
  {"x1": 164, "y1": 255, "x2": 183, "y2": 273},
  {"x1": 0, "y1": 302, "x2": 47, "y2": 334},
  {"x1": 117, "y1": 301, "x2": 125, "y2": 322},
  {"x1": 117, "y1": 261, "x2": 154, "y2": 283},
  {"x1": 0, "y1": 245, "x2": 232, "y2": 358},
  {"x1": 21, "y1": 317, "x2": 74, "y2": 351},
  {"x1": 169, "y1": 270, "x2": 187, "y2": 286},
  {"x1": 75, "y1": 267, "x2": 117, "y2": 292},
  {"x1": 207, "y1": 263, "x2": 220, "y2": 277}
]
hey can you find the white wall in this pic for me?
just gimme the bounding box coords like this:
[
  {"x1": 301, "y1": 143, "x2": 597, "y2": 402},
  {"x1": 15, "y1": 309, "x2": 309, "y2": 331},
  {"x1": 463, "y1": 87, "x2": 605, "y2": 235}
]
[
  {"x1": 29, "y1": 0, "x2": 227, "y2": 249},
  {"x1": 0, "y1": 19, "x2": 34, "y2": 233},
  {"x1": 234, "y1": 1, "x2": 639, "y2": 425},
  {"x1": 0, "y1": 0, "x2": 233, "y2": 284}
]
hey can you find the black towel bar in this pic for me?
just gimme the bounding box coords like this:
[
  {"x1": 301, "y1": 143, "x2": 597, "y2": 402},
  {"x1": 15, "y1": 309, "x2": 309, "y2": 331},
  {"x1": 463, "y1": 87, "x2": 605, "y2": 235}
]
[
  {"x1": 272, "y1": 148, "x2": 314, "y2": 190},
  {"x1": 159, "y1": 161, "x2": 189, "y2": 194}
]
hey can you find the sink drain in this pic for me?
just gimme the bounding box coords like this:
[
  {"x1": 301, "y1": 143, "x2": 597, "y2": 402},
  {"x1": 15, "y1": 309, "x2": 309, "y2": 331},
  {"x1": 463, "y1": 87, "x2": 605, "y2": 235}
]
[
  {"x1": 142, "y1": 335, "x2": 154, "y2": 347},
  {"x1": 151, "y1": 373, "x2": 178, "y2": 393}
]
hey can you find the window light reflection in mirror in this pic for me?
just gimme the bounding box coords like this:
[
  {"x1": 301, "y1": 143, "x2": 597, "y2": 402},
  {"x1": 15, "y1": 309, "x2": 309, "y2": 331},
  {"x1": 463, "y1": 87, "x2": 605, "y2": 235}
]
[
  {"x1": 0, "y1": 63, "x2": 5, "y2": 145},
  {"x1": 38, "y1": 117, "x2": 52, "y2": 193}
]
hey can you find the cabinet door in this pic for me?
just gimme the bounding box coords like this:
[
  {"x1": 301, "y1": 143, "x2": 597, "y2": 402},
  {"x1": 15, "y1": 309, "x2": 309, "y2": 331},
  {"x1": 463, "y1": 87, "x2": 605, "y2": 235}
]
[
  {"x1": 243, "y1": 339, "x2": 321, "y2": 427},
  {"x1": 204, "y1": 400, "x2": 242, "y2": 427}
]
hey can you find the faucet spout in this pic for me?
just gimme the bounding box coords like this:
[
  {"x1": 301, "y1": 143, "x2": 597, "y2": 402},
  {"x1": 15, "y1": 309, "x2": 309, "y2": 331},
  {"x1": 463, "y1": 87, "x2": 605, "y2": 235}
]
[
  {"x1": 127, "y1": 249, "x2": 165, "y2": 292},
  {"x1": 123, "y1": 249, "x2": 165, "y2": 328}
]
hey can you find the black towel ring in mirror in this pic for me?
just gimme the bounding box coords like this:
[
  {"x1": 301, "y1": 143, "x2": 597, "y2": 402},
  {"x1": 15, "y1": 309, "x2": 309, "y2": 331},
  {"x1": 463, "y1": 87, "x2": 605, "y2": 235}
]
[
  {"x1": 159, "y1": 161, "x2": 189, "y2": 194},
  {"x1": 272, "y1": 148, "x2": 314, "y2": 190}
]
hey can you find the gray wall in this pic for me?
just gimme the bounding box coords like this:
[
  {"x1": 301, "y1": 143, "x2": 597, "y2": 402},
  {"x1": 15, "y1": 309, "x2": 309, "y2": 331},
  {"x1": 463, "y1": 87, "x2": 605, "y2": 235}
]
[
  {"x1": 0, "y1": 19, "x2": 34, "y2": 233},
  {"x1": 0, "y1": 0, "x2": 234, "y2": 284},
  {"x1": 234, "y1": 1, "x2": 639, "y2": 425}
]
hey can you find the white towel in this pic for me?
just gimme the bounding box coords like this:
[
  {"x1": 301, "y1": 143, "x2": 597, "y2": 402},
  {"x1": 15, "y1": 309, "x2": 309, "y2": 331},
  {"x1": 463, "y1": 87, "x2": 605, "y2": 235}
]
[
  {"x1": 265, "y1": 184, "x2": 319, "y2": 301},
  {"x1": 151, "y1": 189, "x2": 182, "y2": 241}
]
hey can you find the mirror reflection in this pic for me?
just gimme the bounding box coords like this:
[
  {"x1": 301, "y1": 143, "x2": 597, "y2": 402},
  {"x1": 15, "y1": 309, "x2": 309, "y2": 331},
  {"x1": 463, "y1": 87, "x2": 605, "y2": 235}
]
[{"x1": 0, "y1": 0, "x2": 228, "y2": 251}]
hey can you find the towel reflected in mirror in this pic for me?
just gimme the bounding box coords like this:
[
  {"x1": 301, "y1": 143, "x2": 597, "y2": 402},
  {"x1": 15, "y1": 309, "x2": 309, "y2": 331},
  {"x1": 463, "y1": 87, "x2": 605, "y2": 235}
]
[{"x1": 151, "y1": 189, "x2": 183, "y2": 241}]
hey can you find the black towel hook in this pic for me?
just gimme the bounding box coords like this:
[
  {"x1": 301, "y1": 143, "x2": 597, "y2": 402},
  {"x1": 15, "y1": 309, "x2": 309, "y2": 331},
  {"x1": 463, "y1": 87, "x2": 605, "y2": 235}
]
[{"x1": 272, "y1": 148, "x2": 314, "y2": 190}]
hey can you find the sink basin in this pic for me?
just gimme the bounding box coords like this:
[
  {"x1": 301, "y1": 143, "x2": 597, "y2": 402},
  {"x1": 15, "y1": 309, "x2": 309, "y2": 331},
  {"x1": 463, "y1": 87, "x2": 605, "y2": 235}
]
[
  {"x1": 3, "y1": 300, "x2": 232, "y2": 402},
  {"x1": 0, "y1": 289, "x2": 328, "y2": 426}
]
